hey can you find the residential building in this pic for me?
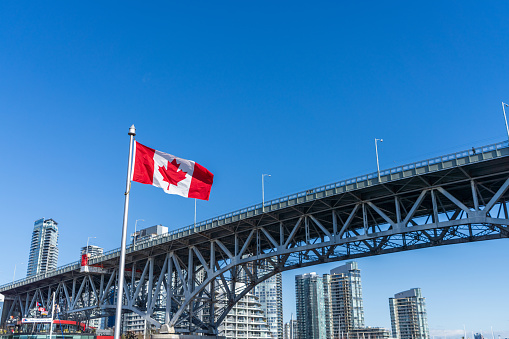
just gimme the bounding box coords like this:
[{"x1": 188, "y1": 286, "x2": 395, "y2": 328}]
[
  {"x1": 389, "y1": 288, "x2": 429, "y2": 339},
  {"x1": 254, "y1": 273, "x2": 283, "y2": 338},
  {"x1": 27, "y1": 218, "x2": 59, "y2": 276},
  {"x1": 80, "y1": 245, "x2": 104, "y2": 258},
  {"x1": 323, "y1": 274, "x2": 333, "y2": 339},
  {"x1": 295, "y1": 272, "x2": 326, "y2": 339},
  {"x1": 132, "y1": 224, "x2": 168, "y2": 245},
  {"x1": 283, "y1": 319, "x2": 297, "y2": 339},
  {"x1": 123, "y1": 312, "x2": 147, "y2": 334},
  {"x1": 347, "y1": 327, "x2": 392, "y2": 339},
  {"x1": 0, "y1": 294, "x2": 4, "y2": 321},
  {"x1": 330, "y1": 262, "x2": 365, "y2": 337},
  {"x1": 218, "y1": 283, "x2": 272, "y2": 339}
]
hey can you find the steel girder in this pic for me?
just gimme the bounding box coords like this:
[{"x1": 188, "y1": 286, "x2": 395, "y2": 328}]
[{"x1": 3, "y1": 164, "x2": 509, "y2": 335}]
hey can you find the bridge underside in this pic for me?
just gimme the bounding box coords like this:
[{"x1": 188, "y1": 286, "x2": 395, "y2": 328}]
[{"x1": 2, "y1": 154, "x2": 509, "y2": 335}]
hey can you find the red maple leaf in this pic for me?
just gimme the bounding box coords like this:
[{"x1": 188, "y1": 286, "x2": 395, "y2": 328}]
[{"x1": 158, "y1": 159, "x2": 187, "y2": 190}]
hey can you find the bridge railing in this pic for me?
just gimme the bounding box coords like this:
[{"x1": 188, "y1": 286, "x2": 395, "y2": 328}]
[
  {"x1": 1, "y1": 140, "x2": 507, "y2": 291},
  {"x1": 67, "y1": 140, "x2": 509, "y2": 263}
]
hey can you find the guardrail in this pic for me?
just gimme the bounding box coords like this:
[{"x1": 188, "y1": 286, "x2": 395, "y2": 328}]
[{"x1": 1, "y1": 140, "x2": 507, "y2": 291}]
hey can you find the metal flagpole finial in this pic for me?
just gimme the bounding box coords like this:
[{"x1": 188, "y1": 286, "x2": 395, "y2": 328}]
[{"x1": 129, "y1": 124, "x2": 136, "y2": 136}]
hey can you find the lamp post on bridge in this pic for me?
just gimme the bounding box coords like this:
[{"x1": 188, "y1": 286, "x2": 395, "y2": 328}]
[
  {"x1": 502, "y1": 102, "x2": 509, "y2": 142},
  {"x1": 375, "y1": 138, "x2": 383, "y2": 182},
  {"x1": 262, "y1": 174, "x2": 271, "y2": 212},
  {"x1": 13, "y1": 263, "x2": 23, "y2": 282}
]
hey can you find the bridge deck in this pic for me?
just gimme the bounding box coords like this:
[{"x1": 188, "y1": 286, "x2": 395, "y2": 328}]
[{"x1": 2, "y1": 141, "x2": 508, "y2": 295}]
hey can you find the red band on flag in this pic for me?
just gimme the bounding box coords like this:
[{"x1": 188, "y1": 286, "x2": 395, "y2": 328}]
[
  {"x1": 189, "y1": 162, "x2": 214, "y2": 200},
  {"x1": 133, "y1": 142, "x2": 155, "y2": 185}
]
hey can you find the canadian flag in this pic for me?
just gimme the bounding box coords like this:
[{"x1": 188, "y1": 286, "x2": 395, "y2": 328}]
[{"x1": 132, "y1": 142, "x2": 214, "y2": 200}]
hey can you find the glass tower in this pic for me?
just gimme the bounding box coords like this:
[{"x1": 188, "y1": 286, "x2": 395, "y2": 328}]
[
  {"x1": 322, "y1": 274, "x2": 333, "y2": 339},
  {"x1": 27, "y1": 218, "x2": 59, "y2": 277},
  {"x1": 329, "y1": 261, "x2": 365, "y2": 338},
  {"x1": 295, "y1": 272, "x2": 326, "y2": 339},
  {"x1": 389, "y1": 288, "x2": 429, "y2": 339},
  {"x1": 253, "y1": 273, "x2": 283, "y2": 338}
]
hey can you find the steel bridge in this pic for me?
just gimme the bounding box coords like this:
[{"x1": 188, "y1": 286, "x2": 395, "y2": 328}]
[{"x1": 1, "y1": 141, "x2": 509, "y2": 335}]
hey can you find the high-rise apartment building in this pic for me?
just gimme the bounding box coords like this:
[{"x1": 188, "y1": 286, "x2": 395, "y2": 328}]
[
  {"x1": 389, "y1": 288, "x2": 429, "y2": 339},
  {"x1": 0, "y1": 294, "x2": 4, "y2": 321},
  {"x1": 132, "y1": 224, "x2": 168, "y2": 245},
  {"x1": 27, "y1": 218, "x2": 59, "y2": 277},
  {"x1": 296, "y1": 263, "x2": 390, "y2": 339},
  {"x1": 219, "y1": 283, "x2": 272, "y2": 339},
  {"x1": 323, "y1": 274, "x2": 333, "y2": 339},
  {"x1": 283, "y1": 319, "x2": 297, "y2": 339},
  {"x1": 295, "y1": 272, "x2": 326, "y2": 339},
  {"x1": 329, "y1": 262, "x2": 365, "y2": 337},
  {"x1": 254, "y1": 273, "x2": 283, "y2": 338},
  {"x1": 80, "y1": 245, "x2": 104, "y2": 258}
]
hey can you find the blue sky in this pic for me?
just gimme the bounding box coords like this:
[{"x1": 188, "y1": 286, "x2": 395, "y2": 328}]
[{"x1": 1, "y1": 1, "x2": 508, "y2": 337}]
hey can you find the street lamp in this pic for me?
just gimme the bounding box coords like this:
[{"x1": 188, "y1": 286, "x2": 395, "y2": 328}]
[
  {"x1": 375, "y1": 138, "x2": 383, "y2": 182},
  {"x1": 262, "y1": 174, "x2": 271, "y2": 212},
  {"x1": 502, "y1": 102, "x2": 509, "y2": 142},
  {"x1": 86, "y1": 237, "x2": 96, "y2": 254},
  {"x1": 13, "y1": 263, "x2": 23, "y2": 282},
  {"x1": 134, "y1": 219, "x2": 144, "y2": 250}
]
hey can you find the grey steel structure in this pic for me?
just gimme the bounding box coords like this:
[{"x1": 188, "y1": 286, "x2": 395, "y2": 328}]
[{"x1": 1, "y1": 142, "x2": 509, "y2": 336}]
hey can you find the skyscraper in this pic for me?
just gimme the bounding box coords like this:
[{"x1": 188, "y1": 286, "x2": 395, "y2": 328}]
[
  {"x1": 329, "y1": 262, "x2": 365, "y2": 337},
  {"x1": 295, "y1": 272, "x2": 326, "y2": 339},
  {"x1": 253, "y1": 273, "x2": 283, "y2": 338},
  {"x1": 0, "y1": 294, "x2": 4, "y2": 321},
  {"x1": 27, "y1": 218, "x2": 59, "y2": 277},
  {"x1": 322, "y1": 274, "x2": 333, "y2": 339},
  {"x1": 283, "y1": 319, "x2": 297, "y2": 339},
  {"x1": 389, "y1": 288, "x2": 429, "y2": 339}
]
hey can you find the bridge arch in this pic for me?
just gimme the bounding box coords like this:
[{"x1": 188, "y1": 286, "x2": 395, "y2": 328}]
[{"x1": 2, "y1": 145, "x2": 509, "y2": 335}]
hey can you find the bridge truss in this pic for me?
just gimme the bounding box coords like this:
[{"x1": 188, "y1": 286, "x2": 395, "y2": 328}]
[{"x1": 2, "y1": 147, "x2": 509, "y2": 335}]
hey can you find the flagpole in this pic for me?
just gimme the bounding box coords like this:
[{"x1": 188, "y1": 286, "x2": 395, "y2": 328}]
[{"x1": 114, "y1": 124, "x2": 136, "y2": 339}]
